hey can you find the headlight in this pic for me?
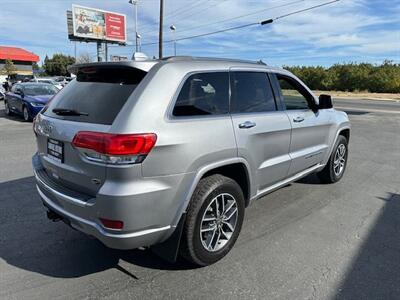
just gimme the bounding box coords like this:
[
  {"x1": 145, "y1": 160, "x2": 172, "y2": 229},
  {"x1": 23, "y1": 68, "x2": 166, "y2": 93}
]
[{"x1": 30, "y1": 102, "x2": 44, "y2": 107}]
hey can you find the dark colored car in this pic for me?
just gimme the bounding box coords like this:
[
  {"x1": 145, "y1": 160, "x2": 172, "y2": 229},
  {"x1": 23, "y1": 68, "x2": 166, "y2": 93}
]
[
  {"x1": 4, "y1": 83, "x2": 58, "y2": 121},
  {"x1": 8, "y1": 74, "x2": 34, "y2": 84}
]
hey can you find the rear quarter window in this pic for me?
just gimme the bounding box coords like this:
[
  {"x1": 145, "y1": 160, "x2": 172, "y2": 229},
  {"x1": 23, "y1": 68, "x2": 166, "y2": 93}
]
[
  {"x1": 43, "y1": 66, "x2": 147, "y2": 125},
  {"x1": 172, "y1": 72, "x2": 229, "y2": 117}
]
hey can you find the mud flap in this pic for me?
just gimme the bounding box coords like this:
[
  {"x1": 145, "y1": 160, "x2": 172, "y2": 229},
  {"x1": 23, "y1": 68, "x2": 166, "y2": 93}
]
[{"x1": 151, "y1": 213, "x2": 186, "y2": 263}]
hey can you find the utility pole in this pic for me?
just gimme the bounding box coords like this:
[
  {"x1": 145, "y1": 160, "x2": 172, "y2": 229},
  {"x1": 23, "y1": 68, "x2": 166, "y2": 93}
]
[
  {"x1": 74, "y1": 41, "x2": 77, "y2": 61},
  {"x1": 159, "y1": 0, "x2": 164, "y2": 59}
]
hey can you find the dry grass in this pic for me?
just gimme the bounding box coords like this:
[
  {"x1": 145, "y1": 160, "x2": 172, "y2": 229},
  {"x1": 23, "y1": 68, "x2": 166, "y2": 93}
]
[{"x1": 313, "y1": 90, "x2": 400, "y2": 101}]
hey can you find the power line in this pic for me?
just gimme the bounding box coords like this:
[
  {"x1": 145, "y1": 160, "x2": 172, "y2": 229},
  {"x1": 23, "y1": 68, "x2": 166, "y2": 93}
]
[
  {"x1": 139, "y1": 0, "x2": 211, "y2": 33},
  {"x1": 145, "y1": 22, "x2": 259, "y2": 45},
  {"x1": 167, "y1": 0, "x2": 230, "y2": 23},
  {"x1": 167, "y1": 0, "x2": 306, "y2": 36},
  {"x1": 139, "y1": 0, "x2": 340, "y2": 46},
  {"x1": 274, "y1": 0, "x2": 338, "y2": 20},
  {"x1": 140, "y1": 0, "x2": 230, "y2": 35},
  {"x1": 165, "y1": 0, "x2": 211, "y2": 20}
]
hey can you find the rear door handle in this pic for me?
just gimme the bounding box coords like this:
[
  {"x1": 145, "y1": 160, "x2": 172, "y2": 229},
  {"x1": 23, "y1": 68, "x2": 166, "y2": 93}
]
[
  {"x1": 293, "y1": 116, "x2": 305, "y2": 123},
  {"x1": 239, "y1": 121, "x2": 256, "y2": 129}
]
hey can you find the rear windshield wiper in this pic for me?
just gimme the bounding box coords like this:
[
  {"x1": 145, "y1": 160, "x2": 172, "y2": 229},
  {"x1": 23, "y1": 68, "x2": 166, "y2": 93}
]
[{"x1": 52, "y1": 108, "x2": 89, "y2": 116}]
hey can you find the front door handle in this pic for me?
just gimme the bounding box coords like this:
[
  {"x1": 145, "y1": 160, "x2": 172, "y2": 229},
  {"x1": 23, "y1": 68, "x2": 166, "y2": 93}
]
[
  {"x1": 293, "y1": 116, "x2": 305, "y2": 123},
  {"x1": 239, "y1": 121, "x2": 256, "y2": 129}
]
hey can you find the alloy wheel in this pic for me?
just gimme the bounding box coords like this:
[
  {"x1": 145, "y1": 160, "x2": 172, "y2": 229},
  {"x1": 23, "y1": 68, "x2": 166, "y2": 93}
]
[
  {"x1": 23, "y1": 107, "x2": 29, "y2": 121},
  {"x1": 5, "y1": 102, "x2": 10, "y2": 115},
  {"x1": 333, "y1": 143, "x2": 346, "y2": 176},
  {"x1": 200, "y1": 193, "x2": 238, "y2": 252}
]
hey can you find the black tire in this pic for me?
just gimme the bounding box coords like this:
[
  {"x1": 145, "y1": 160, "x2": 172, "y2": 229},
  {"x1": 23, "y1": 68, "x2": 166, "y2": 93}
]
[
  {"x1": 23, "y1": 105, "x2": 32, "y2": 122},
  {"x1": 4, "y1": 101, "x2": 12, "y2": 116},
  {"x1": 180, "y1": 174, "x2": 245, "y2": 266},
  {"x1": 317, "y1": 135, "x2": 348, "y2": 183}
]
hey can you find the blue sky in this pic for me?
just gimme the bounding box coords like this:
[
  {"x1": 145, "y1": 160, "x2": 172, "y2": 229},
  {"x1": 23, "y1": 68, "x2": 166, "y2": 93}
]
[{"x1": 0, "y1": 0, "x2": 399, "y2": 67}]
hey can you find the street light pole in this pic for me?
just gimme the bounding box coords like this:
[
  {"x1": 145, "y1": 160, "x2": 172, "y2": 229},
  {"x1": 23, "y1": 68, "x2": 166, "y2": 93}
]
[
  {"x1": 137, "y1": 34, "x2": 142, "y2": 52},
  {"x1": 170, "y1": 25, "x2": 176, "y2": 56},
  {"x1": 159, "y1": 0, "x2": 164, "y2": 58},
  {"x1": 128, "y1": 0, "x2": 139, "y2": 52}
]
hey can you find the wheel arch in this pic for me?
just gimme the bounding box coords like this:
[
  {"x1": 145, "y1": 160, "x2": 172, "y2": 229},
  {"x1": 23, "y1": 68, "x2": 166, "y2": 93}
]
[
  {"x1": 184, "y1": 158, "x2": 252, "y2": 215},
  {"x1": 324, "y1": 125, "x2": 351, "y2": 164},
  {"x1": 160, "y1": 158, "x2": 252, "y2": 261},
  {"x1": 339, "y1": 128, "x2": 350, "y2": 142},
  {"x1": 202, "y1": 162, "x2": 251, "y2": 207}
]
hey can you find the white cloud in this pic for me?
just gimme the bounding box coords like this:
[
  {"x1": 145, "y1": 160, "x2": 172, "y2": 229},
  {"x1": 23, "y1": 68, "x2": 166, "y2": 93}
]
[{"x1": 0, "y1": 0, "x2": 398, "y2": 65}]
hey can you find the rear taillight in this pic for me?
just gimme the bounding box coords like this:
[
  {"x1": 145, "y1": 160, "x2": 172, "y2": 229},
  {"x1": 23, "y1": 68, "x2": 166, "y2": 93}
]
[{"x1": 72, "y1": 131, "x2": 157, "y2": 165}]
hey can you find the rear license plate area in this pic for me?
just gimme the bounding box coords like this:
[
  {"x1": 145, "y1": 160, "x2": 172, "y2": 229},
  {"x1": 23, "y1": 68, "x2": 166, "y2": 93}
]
[{"x1": 47, "y1": 138, "x2": 64, "y2": 163}]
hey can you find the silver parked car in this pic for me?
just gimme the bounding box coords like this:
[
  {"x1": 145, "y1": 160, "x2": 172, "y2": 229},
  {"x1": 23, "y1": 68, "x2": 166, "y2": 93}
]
[{"x1": 32, "y1": 57, "x2": 350, "y2": 266}]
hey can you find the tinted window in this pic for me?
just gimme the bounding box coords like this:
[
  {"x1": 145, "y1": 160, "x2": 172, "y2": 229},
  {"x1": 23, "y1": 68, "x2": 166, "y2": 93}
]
[
  {"x1": 230, "y1": 72, "x2": 276, "y2": 113},
  {"x1": 43, "y1": 66, "x2": 147, "y2": 125},
  {"x1": 173, "y1": 72, "x2": 229, "y2": 116},
  {"x1": 276, "y1": 74, "x2": 311, "y2": 110}
]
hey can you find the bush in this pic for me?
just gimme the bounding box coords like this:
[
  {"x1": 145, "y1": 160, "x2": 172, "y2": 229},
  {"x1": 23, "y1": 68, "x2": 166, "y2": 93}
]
[{"x1": 284, "y1": 61, "x2": 400, "y2": 93}]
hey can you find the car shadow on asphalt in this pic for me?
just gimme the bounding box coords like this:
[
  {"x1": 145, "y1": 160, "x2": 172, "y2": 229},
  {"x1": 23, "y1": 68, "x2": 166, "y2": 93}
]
[
  {"x1": 0, "y1": 176, "x2": 193, "y2": 281},
  {"x1": 296, "y1": 173, "x2": 323, "y2": 185},
  {"x1": 334, "y1": 192, "x2": 400, "y2": 299},
  {"x1": 342, "y1": 110, "x2": 370, "y2": 116},
  {"x1": 0, "y1": 107, "x2": 27, "y2": 123}
]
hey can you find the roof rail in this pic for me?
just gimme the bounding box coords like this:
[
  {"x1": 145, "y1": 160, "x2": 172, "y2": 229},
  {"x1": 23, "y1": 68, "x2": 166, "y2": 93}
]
[
  {"x1": 161, "y1": 56, "x2": 267, "y2": 66},
  {"x1": 161, "y1": 56, "x2": 194, "y2": 61}
]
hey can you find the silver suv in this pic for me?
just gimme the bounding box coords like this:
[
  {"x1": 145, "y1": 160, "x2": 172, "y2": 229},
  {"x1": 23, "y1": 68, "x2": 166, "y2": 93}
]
[{"x1": 32, "y1": 57, "x2": 350, "y2": 266}]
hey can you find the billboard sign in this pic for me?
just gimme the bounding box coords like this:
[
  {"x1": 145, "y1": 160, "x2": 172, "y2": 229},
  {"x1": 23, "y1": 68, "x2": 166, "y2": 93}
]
[{"x1": 72, "y1": 5, "x2": 126, "y2": 43}]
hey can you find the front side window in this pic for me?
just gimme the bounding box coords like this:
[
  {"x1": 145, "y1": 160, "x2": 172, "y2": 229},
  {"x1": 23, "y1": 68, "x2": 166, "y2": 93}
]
[
  {"x1": 276, "y1": 74, "x2": 312, "y2": 110},
  {"x1": 230, "y1": 72, "x2": 276, "y2": 113},
  {"x1": 173, "y1": 72, "x2": 229, "y2": 117}
]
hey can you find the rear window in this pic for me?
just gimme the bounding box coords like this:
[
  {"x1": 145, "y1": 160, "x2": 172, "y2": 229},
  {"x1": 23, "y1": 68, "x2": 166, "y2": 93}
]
[
  {"x1": 230, "y1": 72, "x2": 276, "y2": 113},
  {"x1": 43, "y1": 66, "x2": 147, "y2": 125}
]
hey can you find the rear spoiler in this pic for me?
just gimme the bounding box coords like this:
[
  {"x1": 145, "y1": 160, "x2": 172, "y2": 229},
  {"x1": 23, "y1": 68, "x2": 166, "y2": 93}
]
[{"x1": 67, "y1": 60, "x2": 158, "y2": 75}]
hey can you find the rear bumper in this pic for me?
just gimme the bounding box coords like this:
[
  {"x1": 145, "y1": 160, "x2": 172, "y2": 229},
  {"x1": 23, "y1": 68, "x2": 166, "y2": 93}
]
[
  {"x1": 32, "y1": 153, "x2": 188, "y2": 250},
  {"x1": 36, "y1": 185, "x2": 171, "y2": 249}
]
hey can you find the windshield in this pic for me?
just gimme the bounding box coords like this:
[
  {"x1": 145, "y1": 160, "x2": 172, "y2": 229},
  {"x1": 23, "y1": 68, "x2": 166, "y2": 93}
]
[{"x1": 24, "y1": 84, "x2": 58, "y2": 96}]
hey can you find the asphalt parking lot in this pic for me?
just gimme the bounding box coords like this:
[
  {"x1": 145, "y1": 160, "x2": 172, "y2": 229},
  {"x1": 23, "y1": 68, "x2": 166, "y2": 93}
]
[{"x1": 0, "y1": 99, "x2": 399, "y2": 299}]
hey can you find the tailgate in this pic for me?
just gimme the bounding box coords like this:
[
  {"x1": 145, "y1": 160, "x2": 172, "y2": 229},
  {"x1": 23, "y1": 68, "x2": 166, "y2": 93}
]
[
  {"x1": 33, "y1": 64, "x2": 148, "y2": 196},
  {"x1": 34, "y1": 114, "x2": 109, "y2": 196}
]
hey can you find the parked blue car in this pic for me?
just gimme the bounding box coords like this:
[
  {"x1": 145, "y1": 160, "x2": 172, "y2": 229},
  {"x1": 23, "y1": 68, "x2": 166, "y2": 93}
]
[{"x1": 4, "y1": 83, "x2": 58, "y2": 121}]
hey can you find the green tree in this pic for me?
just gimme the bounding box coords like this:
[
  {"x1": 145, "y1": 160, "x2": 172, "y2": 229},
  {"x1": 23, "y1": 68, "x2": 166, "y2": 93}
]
[
  {"x1": 1, "y1": 59, "x2": 18, "y2": 76},
  {"x1": 284, "y1": 61, "x2": 400, "y2": 93},
  {"x1": 32, "y1": 62, "x2": 40, "y2": 71},
  {"x1": 76, "y1": 52, "x2": 92, "y2": 64},
  {"x1": 43, "y1": 53, "x2": 76, "y2": 76}
]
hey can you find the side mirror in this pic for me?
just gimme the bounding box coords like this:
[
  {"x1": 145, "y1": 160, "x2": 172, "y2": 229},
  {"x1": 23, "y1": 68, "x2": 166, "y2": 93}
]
[
  {"x1": 318, "y1": 94, "x2": 333, "y2": 109},
  {"x1": 15, "y1": 89, "x2": 24, "y2": 97}
]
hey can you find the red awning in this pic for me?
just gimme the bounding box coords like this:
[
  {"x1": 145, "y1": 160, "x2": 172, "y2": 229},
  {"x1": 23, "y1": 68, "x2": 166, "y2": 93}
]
[{"x1": 0, "y1": 46, "x2": 39, "y2": 62}]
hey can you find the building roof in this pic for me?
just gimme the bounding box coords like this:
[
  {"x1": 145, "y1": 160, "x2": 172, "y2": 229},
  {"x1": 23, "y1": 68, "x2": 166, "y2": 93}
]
[{"x1": 0, "y1": 46, "x2": 39, "y2": 62}]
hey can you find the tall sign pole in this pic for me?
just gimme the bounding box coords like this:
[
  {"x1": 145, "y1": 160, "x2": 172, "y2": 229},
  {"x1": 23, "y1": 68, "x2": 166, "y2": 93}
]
[{"x1": 159, "y1": 0, "x2": 164, "y2": 59}]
